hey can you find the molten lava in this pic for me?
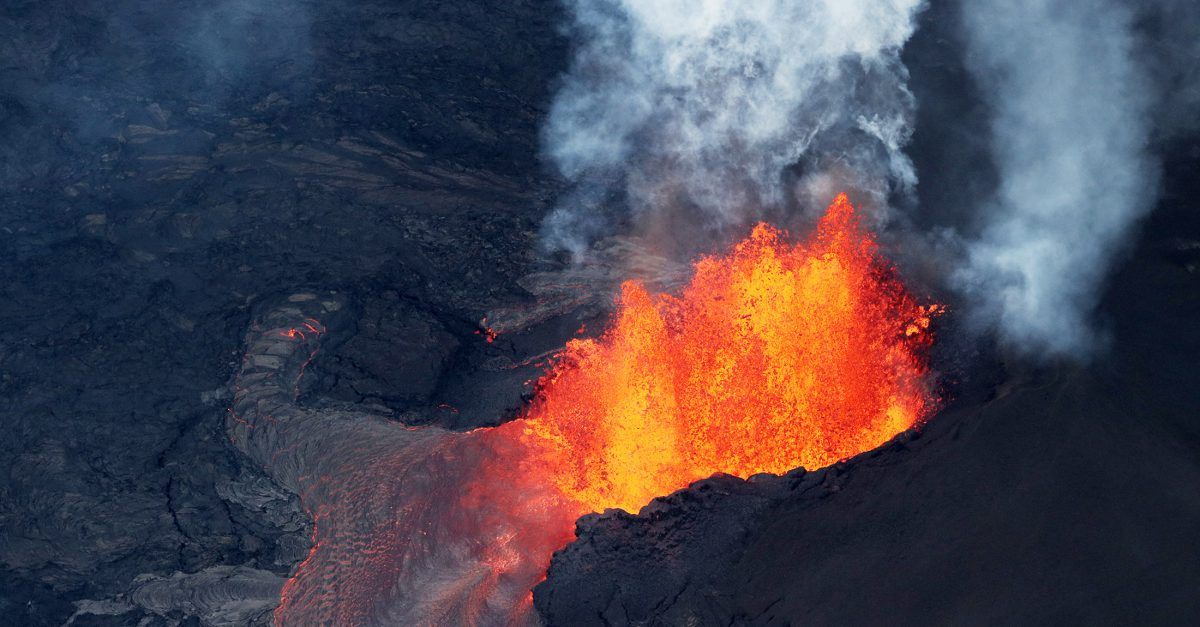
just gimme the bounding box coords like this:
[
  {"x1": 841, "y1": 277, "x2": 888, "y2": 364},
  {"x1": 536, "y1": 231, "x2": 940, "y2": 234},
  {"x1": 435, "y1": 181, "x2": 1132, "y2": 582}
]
[
  {"x1": 259, "y1": 194, "x2": 941, "y2": 625},
  {"x1": 490, "y1": 193, "x2": 940, "y2": 514}
]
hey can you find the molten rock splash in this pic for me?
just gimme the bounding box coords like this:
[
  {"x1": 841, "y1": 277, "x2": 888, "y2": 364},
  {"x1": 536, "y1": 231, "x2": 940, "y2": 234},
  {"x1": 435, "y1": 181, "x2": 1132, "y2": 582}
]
[{"x1": 491, "y1": 193, "x2": 940, "y2": 514}]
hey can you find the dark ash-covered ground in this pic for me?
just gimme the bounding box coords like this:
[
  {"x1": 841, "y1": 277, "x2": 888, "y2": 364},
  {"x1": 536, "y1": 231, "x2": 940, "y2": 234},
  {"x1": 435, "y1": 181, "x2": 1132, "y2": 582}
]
[{"x1": 2, "y1": 1, "x2": 1199, "y2": 625}]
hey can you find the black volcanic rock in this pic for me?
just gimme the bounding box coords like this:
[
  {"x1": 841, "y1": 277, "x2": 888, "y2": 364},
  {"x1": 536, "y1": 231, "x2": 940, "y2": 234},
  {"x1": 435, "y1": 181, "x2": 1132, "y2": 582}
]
[
  {"x1": 306, "y1": 294, "x2": 461, "y2": 408},
  {"x1": 536, "y1": 470, "x2": 807, "y2": 625}
]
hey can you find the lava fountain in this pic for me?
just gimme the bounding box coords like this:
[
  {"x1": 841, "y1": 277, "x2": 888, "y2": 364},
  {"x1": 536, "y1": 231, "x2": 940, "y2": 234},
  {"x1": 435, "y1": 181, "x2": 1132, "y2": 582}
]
[
  {"x1": 248, "y1": 194, "x2": 940, "y2": 625},
  {"x1": 483, "y1": 192, "x2": 940, "y2": 515},
  {"x1": 449, "y1": 192, "x2": 941, "y2": 622}
]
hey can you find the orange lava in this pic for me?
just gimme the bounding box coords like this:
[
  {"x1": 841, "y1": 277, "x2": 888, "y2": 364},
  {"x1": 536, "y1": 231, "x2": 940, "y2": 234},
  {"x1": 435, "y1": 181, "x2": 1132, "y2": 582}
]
[
  {"x1": 265, "y1": 194, "x2": 942, "y2": 625},
  {"x1": 492, "y1": 193, "x2": 941, "y2": 514}
]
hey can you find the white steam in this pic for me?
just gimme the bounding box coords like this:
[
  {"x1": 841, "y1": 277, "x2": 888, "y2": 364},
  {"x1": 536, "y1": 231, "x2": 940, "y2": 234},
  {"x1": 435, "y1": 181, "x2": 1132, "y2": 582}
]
[
  {"x1": 541, "y1": 0, "x2": 927, "y2": 256},
  {"x1": 955, "y1": 0, "x2": 1159, "y2": 357},
  {"x1": 541, "y1": 0, "x2": 1185, "y2": 360}
]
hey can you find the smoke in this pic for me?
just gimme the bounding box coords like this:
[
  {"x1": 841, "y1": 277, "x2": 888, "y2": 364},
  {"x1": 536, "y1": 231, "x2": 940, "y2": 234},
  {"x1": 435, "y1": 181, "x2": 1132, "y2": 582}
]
[
  {"x1": 952, "y1": 0, "x2": 1160, "y2": 357},
  {"x1": 540, "y1": 0, "x2": 1197, "y2": 360},
  {"x1": 540, "y1": 0, "x2": 927, "y2": 258}
]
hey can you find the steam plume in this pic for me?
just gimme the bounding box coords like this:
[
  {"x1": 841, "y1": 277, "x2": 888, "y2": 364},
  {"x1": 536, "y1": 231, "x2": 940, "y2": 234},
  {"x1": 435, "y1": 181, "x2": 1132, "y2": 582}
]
[
  {"x1": 954, "y1": 0, "x2": 1159, "y2": 357},
  {"x1": 540, "y1": 0, "x2": 1195, "y2": 359},
  {"x1": 541, "y1": 0, "x2": 927, "y2": 257}
]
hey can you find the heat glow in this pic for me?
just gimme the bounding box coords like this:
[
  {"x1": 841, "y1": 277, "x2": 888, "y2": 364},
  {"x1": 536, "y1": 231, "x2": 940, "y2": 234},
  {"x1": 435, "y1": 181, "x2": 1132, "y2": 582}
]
[
  {"x1": 490, "y1": 193, "x2": 941, "y2": 515},
  {"x1": 261, "y1": 194, "x2": 941, "y2": 625}
]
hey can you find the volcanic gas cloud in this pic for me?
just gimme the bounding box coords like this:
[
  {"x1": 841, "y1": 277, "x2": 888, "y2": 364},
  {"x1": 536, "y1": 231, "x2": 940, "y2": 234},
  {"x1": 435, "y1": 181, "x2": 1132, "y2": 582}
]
[{"x1": 473, "y1": 192, "x2": 939, "y2": 562}]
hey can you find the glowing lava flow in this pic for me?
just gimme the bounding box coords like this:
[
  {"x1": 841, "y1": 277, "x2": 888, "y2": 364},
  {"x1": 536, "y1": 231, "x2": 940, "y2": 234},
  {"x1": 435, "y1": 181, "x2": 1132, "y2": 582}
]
[
  {"x1": 251, "y1": 194, "x2": 940, "y2": 625},
  {"x1": 486, "y1": 192, "x2": 940, "y2": 515}
]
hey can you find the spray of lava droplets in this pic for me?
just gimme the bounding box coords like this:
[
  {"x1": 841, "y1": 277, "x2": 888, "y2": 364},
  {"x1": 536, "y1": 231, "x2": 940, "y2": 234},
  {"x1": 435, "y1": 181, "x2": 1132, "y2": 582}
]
[{"x1": 484, "y1": 193, "x2": 941, "y2": 516}]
